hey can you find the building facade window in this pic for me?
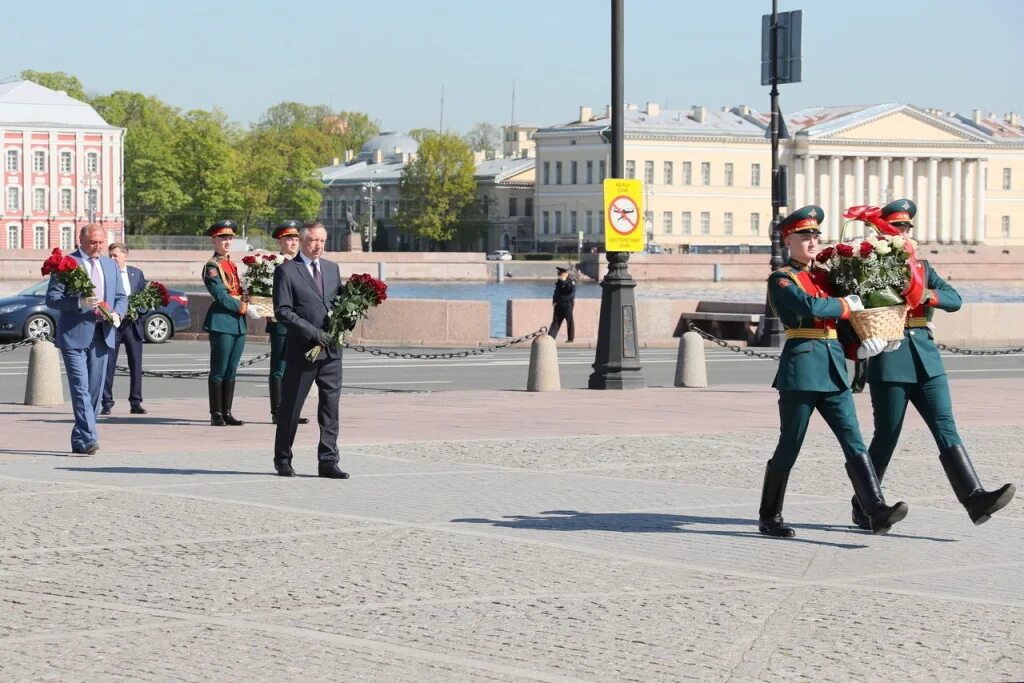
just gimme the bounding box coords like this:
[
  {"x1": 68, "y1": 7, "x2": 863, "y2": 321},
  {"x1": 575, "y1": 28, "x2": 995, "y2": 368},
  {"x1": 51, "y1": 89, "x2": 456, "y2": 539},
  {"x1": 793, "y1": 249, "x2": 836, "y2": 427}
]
[
  {"x1": 86, "y1": 152, "x2": 99, "y2": 173},
  {"x1": 1003, "y1": 168, "x2": 1012, "y2": 191},
  {"x1": 6, "y1": 225, "x2": 20, "y2": 249},
  {"x1": 33, "y1": 224, "x2": 47, "y2": 249},
  {"x1": 554, "y1": 210, "x2": 563, "y2": 234},
  {"x1": 33, "y1": 151, "x2": 46, "y2": 173},
  {"x1": 325, "y1": 200, "x2": 333, "y2": 219},
  {"x1": 542, "y1": 211, "x2": 550, "y2": 234},
  {"x1": 750, "y1": 212, "x2": 760, "y2": 236},
  {"x1": 682, "y1": 162, "x2": 692, "y2": 185},
  {"x1": 724, "y1": 163, "x2": 734, "y2": 187},
  {"x1": 570, "y1": 210, "x2": 577, "y2": 233},
  {"x1": 6, "y1": 150, "x2": 19, "y2": 172},
  {"x1": 681, "y1": 211, "x2": 692, "y2": 234},
  {"x1": 598, "y1": 160, "x2": 607, "y2": 182},
  {"x1": 585, "y1": 210, "x2": 594, "y2": 233},
  {"x1": 701, "y1": 162, "x2": 711, "y2": 185},
  {"x1": 508, "y1": 197, "x2": 518, "y2": 217},
  {"x1": 625, "y1": 160, "x2": 636, "y2": 179},
  {"x1": 33, "y1": 188, "x2": 46, "y2": 211},
  {"x1": 700, "y1": 211, "x2": 710, "y2": 234},
  {"x1": 664, "y1": 161, "x2": 673, "y2": 185},
  {"x1": 586, "y1": 160, "x2": 594, "y2": 184},
  {"x1": 644, "y1": 160, "x2": 654, "y2": 184},
  {"x1": 751, "y1": 163, "x2": 761, "y2": 187},
  {"x1": 60, "y1": 225, "x2": 74, "y2": 250},
  {"x1": 87, "y1": 189, "x2": 98, "y2": 213},
  {"x1": 662, "y1": 211, "x2": 673, "y2": 234},
  {"x1": 525, "y1": 197, "x2": 533, "y2": 216},
  {"x1": 7, "y1": 187, "x2": 19, "y2": 211},
  {"x1": 570, "y1": 161, "x2": 578, "y2": 184},
  {"x1": 60, "y1": 151, "x2": 72, "y2": 173},
  {"x1": 60, "y1": 188, "x2": 73, "y2": 212},
  {"x1": 555, "y1": 162, "x2": 563, "y2": 185},
  {"x1": 543, "y1": 162, "x2": 550, "y2": 185},
  {"x1": 724, "y1": 212, "x2": 733, "y2": 235},
  {"x1": 644, "y1": 210, "x2": 654, "y2": 228},
  {"x1": 339, "y1": 200, "x2": 347, "y2": 218},
  {"x1": 1003, "y1": 215, "x2": 1011, "y2": 238}
]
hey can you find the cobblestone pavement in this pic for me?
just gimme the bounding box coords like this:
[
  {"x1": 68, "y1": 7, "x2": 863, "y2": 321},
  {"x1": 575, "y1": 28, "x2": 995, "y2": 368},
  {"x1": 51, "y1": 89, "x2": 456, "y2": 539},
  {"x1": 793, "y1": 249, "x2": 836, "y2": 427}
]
[{"x1": 1, "y1": 381, "x2": 1023, "y2": 681}]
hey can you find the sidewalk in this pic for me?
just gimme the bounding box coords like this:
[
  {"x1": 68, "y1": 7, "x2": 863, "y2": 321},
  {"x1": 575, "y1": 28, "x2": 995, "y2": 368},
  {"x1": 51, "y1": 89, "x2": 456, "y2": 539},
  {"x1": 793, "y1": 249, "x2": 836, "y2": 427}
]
[{"x1": 1, "y1": 379, "x2": 1022, "y2": 680}]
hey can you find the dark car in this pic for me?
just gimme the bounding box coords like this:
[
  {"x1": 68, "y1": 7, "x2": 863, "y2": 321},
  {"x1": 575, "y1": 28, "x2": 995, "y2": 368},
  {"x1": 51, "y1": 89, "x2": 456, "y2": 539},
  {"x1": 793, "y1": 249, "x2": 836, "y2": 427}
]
[{"x1": 0, "y1": 280, "x2": 191, "y2": 343}]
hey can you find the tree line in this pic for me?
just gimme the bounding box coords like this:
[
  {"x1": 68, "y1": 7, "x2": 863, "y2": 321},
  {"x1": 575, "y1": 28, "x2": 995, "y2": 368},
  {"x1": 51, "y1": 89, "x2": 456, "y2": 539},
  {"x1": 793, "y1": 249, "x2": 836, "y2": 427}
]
[{"x1": 20, "y1": 70, "x2": 503, "y2": 245}]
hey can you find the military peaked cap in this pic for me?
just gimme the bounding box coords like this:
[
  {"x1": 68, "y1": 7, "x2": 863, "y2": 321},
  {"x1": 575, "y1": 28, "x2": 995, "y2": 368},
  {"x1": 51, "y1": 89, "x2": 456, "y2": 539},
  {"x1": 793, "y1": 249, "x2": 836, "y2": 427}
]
[
  {"x1": 779, "y1": 205, "x2": 824, "y2": 239},
  {"x1": 207, "y1": 219, "x2": 237, "y2": 237}
]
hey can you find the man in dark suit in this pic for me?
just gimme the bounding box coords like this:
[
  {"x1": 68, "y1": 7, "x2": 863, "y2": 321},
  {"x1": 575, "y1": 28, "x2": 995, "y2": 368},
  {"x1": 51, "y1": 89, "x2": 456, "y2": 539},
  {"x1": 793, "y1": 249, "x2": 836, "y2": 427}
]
[
  {"x1": 101, "y1": 243, "x2": 147, "y2": 415},
  {"x1": 45, "y1": 224, "x2": 128, "y2": 454},
  {"x1": 272, "y1": 221, "x2": 348, "y2": 479}
]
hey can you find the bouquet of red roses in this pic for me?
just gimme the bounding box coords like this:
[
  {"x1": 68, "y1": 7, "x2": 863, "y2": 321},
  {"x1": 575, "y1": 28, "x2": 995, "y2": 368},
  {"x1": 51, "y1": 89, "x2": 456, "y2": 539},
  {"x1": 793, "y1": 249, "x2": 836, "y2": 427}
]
[
  {"x1": 814, "y1": 233, "x2": 916, "y2": 308},
  {"x1": 240, "y1": 253, "x2": 285, "y2": 297},
  {"x1": 40, "y1": 248, "x2": 115, "y2": 325},
  {"x1": 306, "y1": 273, "x2": 388, "y2": 361},
  {"x1": 125, "y1": 281, "x2": 170, "y2": 322}
]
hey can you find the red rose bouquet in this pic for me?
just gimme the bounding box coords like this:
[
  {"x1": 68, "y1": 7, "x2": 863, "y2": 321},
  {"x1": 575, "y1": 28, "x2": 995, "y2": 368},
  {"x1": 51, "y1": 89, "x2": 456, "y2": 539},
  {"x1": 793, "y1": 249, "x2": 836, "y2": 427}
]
[
  {"x1": 241, "y1": 252, "x2": 286, "y2": 318},
  {"x1": 306, "y1": 273, "x2": 388, "y2": 361},
  {"x1": 125, "y1": 281, "x2": 171, "y2": 322},
  {"x1": 40, "y1": 248, "x2": 115, "y2": 324},
  {"x1": 814, "y1": 233, "x2": 917, "y2": 308}
]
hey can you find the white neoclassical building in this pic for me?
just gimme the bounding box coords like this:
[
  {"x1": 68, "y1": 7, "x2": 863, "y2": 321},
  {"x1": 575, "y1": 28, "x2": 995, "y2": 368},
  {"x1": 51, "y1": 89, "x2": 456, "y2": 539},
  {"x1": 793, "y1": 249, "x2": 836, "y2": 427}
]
[
  {"x1": 534, "y1": 103, "x2": 1024, "y2": 252},
  {"x1": 0, "y1": 80, "x2": 126, "y2": 251}
]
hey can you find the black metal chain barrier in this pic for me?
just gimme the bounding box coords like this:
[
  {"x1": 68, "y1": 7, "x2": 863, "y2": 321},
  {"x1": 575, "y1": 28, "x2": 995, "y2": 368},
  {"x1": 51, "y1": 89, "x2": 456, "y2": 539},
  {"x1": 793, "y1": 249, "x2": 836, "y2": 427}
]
[
  {"x1": 118, "y1": 350, "x2": 274, "y2": 379},
  {"x1": 341, "y1": 326, "x2": 548, "y2": 360},
  {"x1": 935, "y1": 342, "x2": 1024, "y2": 356},
  {"x1": 686, "y1": 323, "x2": 781, "y2": 361},
  {"x1": 0, "y1": 337, "x2": 43, "y2": 354}
]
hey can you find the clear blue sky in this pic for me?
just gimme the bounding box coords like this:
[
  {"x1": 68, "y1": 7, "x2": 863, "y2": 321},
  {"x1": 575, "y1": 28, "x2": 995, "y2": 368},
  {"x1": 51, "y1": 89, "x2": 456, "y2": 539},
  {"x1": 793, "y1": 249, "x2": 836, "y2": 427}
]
[{"x1": 2, "y1": 0, "x2": 1021, "y2": 134}]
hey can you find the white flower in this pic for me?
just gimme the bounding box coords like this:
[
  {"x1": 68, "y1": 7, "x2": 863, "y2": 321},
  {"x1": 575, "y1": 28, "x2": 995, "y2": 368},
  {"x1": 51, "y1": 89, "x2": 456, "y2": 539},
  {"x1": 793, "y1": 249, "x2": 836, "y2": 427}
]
[
  {"x1": 890, "y1": 235, "x2": 906, "y2": 250},
  {"x1": 873, "y1": 241, "x2": 892, "y2": 255}
]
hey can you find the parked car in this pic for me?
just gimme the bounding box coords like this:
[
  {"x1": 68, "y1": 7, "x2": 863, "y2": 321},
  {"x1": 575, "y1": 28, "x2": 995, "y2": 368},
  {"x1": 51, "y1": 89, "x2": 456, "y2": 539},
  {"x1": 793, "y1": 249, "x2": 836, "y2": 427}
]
[
  {"x1": 0, "y1": 280, "x2": 191, "y2": 343},
  {"x1": 486, "y1": 250, "x2": 513, "y2": 261}
]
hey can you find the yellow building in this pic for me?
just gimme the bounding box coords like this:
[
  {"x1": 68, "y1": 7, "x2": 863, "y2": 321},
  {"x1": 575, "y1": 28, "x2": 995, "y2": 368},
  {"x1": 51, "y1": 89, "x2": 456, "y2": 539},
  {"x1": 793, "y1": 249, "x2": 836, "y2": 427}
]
[{"x1": 534, "y1": 103, "x2": 1024, "y2": 252}]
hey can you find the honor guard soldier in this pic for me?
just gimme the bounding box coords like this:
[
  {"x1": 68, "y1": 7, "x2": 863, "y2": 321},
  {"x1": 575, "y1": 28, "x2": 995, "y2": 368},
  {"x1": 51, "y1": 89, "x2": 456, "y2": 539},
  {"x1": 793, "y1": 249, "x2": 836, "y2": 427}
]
[
  {"x1": 203, "y1": 219, "x2": 256, "y2": 426},
  {"x1": 267, "y1": 220, "x2": 307, "y2": 425},
  {"x1": 849, "y1": 199, "x2": 1015, "y2": 528},
  {"x1": 759, "y1": 205, "x2": 908, "y2": 537}
]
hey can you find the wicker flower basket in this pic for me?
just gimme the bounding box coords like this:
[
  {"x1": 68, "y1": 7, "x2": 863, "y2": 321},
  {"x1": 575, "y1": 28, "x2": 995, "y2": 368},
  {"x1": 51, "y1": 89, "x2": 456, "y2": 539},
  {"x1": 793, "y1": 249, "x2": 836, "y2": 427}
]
[
  {"x1": 849, "y1": 304, "x2": 908, "y2": 342},
  {"x1": 248, "y1": 295, "x2": 276, "y2": 320}
]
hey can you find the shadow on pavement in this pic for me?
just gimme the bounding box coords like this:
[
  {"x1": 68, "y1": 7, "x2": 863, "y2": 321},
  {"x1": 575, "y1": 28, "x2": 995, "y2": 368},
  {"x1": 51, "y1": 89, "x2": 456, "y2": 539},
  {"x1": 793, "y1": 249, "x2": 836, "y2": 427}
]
[
  {"x1": 452, "y1": 509, "x2": 870, "y2": 550},
  {"x1": 57, "y1": 466, "x2": 279, "y2": 477}
]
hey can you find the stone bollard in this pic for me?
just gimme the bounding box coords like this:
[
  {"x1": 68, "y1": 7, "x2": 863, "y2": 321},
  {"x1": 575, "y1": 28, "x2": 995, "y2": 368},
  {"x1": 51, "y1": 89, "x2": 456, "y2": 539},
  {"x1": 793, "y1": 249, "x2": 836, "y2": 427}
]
[
  {"x1": 713, "y1": 263, "x2": 723, "y2": 282},
  {"x1": 377, "y1": 261, "x2": 386, "y2": 281},
  {"x1": 496, "y1": 262, "x2": 505, "y2": 283},
  {"x1": 674, "y1": 330, "x2": 708, "y2": 388},
  {"x1": 527, "y1": 333, "x2": 560, "y2": 391},
  {"x1": 24, "y1": 338, "x2": 64, "y2": 406}
]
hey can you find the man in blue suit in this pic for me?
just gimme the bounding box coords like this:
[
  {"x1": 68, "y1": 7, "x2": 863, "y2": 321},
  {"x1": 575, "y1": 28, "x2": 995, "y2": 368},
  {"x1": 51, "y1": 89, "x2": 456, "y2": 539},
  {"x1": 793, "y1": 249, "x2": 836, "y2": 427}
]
[
  {"x1": 45, "y1": 224, "x2": 128, "y2": 454},
  {"x1": 101, "y1": 242, "x2": 147, "y2": 415}
]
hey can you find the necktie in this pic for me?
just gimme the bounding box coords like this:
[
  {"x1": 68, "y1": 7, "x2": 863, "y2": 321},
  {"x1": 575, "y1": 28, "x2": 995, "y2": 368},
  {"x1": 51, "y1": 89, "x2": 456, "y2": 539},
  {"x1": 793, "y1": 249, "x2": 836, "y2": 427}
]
[
  {"x1": 89, "y1": 258, "x2": 102, "y2": 293},
  {"x1": 312, "y1": 260, "x2": 324, "y2": 296}
]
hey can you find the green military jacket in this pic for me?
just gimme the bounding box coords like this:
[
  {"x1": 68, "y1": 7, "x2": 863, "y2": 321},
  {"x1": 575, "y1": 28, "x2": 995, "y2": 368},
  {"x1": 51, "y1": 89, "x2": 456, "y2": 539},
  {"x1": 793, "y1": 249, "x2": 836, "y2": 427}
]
[
  {"x1": 202, "y1": 254, "x2": 248, "y2": 335},
  {"x1": 769, "y1": 262, "x2": 853, "y2": 393},
  {"x1": 865, "y1": 261, "x2": 961, "y2": 384}
]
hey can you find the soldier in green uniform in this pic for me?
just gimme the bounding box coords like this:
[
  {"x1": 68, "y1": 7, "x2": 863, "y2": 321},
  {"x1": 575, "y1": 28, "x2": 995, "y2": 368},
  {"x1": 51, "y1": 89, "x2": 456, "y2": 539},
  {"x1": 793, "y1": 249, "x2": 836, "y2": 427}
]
[
  {"x1": 759, "y1": 205, "x2": 908, "y2": 537},
  {"x1": 850, "y1": 199, "x2": 1015, "y2": 528},
  {"x1": 266, "y1": 220, "x2": 307, "y2": 426},
  {"x1": 203, "y1": 219, "x2": 256, "y2": 426}
]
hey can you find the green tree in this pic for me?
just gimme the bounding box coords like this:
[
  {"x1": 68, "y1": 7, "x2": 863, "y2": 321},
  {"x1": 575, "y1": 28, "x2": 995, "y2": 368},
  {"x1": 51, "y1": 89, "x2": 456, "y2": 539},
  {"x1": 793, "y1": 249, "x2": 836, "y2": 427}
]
[
  {"x1": 322, "y1": 110, "x2": 380, "y2": 158},
  {"x1": 257, "y1": 102, "x2": 334, "y2": 132},
  {"x1": 397, "y1": 133, "x2": 476, "y2": 244},
  {"x1": 408, "y1": 128, "x2": 437, "y2": 143},
  {"x1": 172, "y1": 109, "x2": 243, "y2": 234},
  {"x1": 465, "y1": 122, "x2": 500, "y2": 155},
  {"x1": 20, "y1": 70, "x2": 88, "y2": 101},
  {"x1": 270, "y1": 148, "x2": 324, "y2": 223},
  {"x1": 91, "y1": 91, "x2": 187, "y2": 235}
]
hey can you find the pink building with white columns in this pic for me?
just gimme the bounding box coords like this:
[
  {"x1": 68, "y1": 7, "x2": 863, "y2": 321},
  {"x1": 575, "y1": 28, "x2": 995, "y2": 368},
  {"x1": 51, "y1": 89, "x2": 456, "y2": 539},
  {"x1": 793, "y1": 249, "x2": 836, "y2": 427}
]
[{"x1": 0, "y1": 80, "x2": 125, "y2": 252}]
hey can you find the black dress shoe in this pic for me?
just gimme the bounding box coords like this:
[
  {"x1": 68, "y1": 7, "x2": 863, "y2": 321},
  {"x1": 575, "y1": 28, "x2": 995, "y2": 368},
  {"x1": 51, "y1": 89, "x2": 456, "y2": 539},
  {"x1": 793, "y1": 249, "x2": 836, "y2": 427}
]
[
  {"x1": 73, "y1": 443, "x2": 99, "y2": 455},
  {"x1": 275, "y1": 462, "x2": 295, "y2": 477},
  {"x1": 318, "y1": 462, "x2": 350, "y2": 479},
  {"x1": 130, "y1": 405, "x2": 147, "y2": 415},
  {"x1": 298, "y1": 417, "x2": 309, "y2": 424},
  {"x1": 100, "y1": 406, "x2": 112, "y2": 416}
]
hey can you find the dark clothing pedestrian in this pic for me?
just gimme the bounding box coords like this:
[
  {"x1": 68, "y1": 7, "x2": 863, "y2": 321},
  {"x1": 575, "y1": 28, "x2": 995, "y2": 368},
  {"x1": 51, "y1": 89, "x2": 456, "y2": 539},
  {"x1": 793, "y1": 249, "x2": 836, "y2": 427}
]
[
  {"x1": 102, "y1": 264, "x2": 146, "y2": 413},
  {"x1": 549, "y1": 269, "x2": 576, "y2": 343}
]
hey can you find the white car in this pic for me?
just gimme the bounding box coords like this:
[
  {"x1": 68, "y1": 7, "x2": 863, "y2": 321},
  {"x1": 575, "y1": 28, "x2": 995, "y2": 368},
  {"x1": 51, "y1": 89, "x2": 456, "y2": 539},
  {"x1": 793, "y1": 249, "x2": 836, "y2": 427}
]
[{"x1": 486, "y1": 250, "x2": 513, "y2": 261}]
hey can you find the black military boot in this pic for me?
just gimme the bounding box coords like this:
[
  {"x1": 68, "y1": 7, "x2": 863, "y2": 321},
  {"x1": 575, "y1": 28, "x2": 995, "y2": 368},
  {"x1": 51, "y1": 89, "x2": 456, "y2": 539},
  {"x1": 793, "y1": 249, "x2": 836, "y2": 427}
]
[
  {"x1": 851, "y1": 461, "x2": 887, "y2": 531},
  {"x1": 269, "y1": 376, "x2": 281, "y2": 425},
  {"x1": 939, "y1": 445, "x2": 1016, "y2": 525},
  {"x1": 222, "y1": 380, "x2": 244, "y2": 426},
  {"x1": 846, "y1": 452, "x2": 908, "y2": 534},
  {"x1": 208, "y1": 380, "x2": 225, "y2": 426},
  {"x1": 758, "y1": 462, "x2": 795, "y2": 538}
]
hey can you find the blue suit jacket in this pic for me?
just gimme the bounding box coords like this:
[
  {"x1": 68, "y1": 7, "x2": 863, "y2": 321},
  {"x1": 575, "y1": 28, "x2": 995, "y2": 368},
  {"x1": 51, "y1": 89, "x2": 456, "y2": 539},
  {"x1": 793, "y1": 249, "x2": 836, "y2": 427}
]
[
  {"x1": 122, "y1": 265, "x2": 147, "y2": 339},
  {"x1": 45, "y1": 249, "x2": 128, "y2": 350}
]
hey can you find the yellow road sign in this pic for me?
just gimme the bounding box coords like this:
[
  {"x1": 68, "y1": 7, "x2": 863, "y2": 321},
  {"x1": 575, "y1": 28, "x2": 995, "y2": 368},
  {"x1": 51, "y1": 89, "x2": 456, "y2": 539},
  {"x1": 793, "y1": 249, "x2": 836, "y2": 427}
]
[{"x1": 603, "y1": 178, "x2": 644, "y2": 252}]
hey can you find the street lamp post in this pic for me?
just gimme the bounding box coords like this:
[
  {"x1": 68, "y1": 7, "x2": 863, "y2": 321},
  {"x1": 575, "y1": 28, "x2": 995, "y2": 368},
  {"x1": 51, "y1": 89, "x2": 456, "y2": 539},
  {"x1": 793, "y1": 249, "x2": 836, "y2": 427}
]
[
  {"x1": 81, "y1": 173, "x2": 98, "y2": 224},
  {"x1": 362, "y1": 172, "x2": 382, "y2": 253}
]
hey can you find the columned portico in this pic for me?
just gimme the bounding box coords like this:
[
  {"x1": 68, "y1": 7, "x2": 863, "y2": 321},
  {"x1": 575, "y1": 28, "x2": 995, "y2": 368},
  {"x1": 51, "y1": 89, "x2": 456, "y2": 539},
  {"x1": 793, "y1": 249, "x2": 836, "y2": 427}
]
[
  {"x1": 927, "y1": 158, "x2": 939, "y2": 242},
  {"x1": 951, "y1": 158, "x2": 963, "y2": 242},
  {"x1": 975, "y1": 158, "x2": 987, "y2": 243},
  {"x1": 879, "y1": 157, "x2": 891, "y2": 205},
  {"x1": 828, "y1": 156, "x2": 841, "y2": 241}
]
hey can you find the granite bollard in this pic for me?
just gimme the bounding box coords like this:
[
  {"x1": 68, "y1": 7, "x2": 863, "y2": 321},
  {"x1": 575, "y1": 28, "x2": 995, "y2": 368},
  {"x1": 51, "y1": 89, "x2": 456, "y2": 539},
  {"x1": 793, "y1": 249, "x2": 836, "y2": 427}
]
[
  {"x1": 527, "y1": 333, "x2": 560, "y2": 392},
  {"x1": 674, "y1": 330, "x2": 708, "y2": 388},
  {"x1": 24, "y1": 338, "x2": 63, "y2": 406}
]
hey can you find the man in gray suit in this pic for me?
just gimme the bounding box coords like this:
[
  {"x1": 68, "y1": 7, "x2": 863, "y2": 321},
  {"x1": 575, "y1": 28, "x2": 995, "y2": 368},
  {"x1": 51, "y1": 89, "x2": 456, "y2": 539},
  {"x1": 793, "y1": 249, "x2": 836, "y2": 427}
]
[{"x1": 271, "y1": 221, "x2": 348, "y2": 479}]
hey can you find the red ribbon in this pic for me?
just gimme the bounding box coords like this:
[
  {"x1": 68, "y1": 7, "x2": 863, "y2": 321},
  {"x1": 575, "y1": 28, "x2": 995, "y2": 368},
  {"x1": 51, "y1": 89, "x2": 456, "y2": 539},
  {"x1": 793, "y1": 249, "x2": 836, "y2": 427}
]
[{"x1": 842, "y1": 206, "x2": 925, "y2": 308}]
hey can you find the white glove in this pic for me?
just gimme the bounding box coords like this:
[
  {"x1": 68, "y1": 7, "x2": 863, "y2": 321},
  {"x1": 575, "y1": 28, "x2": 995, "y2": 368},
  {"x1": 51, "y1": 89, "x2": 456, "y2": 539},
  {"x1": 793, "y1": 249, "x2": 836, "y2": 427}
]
[
  {"x1": 110, "y1": 312, "x2": 121, "y2": 329},
  {"x1": 80, "y1": 295, "x2": 101, "y2": 310},
  {"x1": 883, "y1": 340, "x2": 901, "y2": 353},
  {"x1": 245, "y1": 303, "x2": 263, "y2": 319},
  {"x1": 844, "y1": 295, "x2": 864, "y2": 313},
  {"x1": 856, "y1": 337, "x2": 885, "y2": 359}
]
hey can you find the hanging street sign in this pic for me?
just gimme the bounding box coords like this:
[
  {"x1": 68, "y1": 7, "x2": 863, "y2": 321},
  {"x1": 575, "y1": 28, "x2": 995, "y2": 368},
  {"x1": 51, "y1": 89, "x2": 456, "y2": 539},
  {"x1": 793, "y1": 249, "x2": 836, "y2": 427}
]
[{"x1": 603, "y1": 178, "x2": 644, "y2": 252}]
